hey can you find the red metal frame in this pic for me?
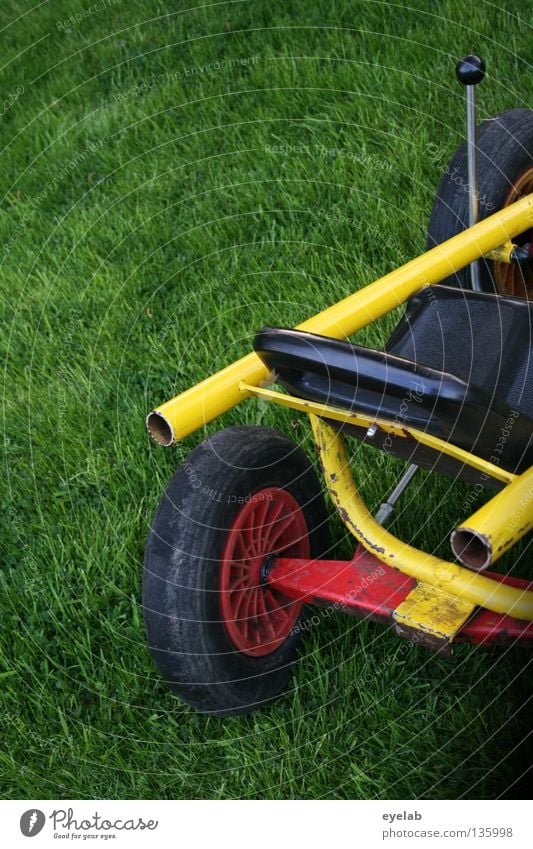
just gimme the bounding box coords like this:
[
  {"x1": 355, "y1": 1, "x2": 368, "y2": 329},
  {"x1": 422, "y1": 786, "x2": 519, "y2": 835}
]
[{"x1": 266, "y1": 546, "x2": 533, "y2": 647}]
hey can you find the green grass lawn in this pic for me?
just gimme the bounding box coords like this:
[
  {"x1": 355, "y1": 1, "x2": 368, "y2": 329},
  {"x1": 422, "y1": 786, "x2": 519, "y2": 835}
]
[{"x1": 1, "y1": 0, "x2": 532, "y2": 799}]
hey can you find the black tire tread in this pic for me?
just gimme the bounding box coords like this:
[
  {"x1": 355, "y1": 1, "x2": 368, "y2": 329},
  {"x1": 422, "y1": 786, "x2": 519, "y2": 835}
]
[
  {"x1": 427, "y1": 108, "x2": 533, "y2": 290},
  {"x1": 142, "y1": 426, "x2": 330, "y2": 715}
]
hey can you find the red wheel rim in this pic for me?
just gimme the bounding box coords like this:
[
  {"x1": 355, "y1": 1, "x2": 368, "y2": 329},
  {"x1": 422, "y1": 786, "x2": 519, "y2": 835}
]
[
  {"x1": 219, "y1": 487, "x2": 309, "y2": 656},
  {"x1": 493, "y1": 166, "x2": 533, "y2": 299}
]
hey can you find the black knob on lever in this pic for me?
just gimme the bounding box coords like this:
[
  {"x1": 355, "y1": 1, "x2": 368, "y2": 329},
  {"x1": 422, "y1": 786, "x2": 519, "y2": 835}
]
[{"x1": 455, "y1": 55, "x2": 485, "y2": 86}]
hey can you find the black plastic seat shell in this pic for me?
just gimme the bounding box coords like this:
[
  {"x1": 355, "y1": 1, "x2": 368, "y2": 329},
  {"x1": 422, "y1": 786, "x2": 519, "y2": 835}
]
[{"x1": 253, "y1": 286, "x2": 533, "y2": 477}]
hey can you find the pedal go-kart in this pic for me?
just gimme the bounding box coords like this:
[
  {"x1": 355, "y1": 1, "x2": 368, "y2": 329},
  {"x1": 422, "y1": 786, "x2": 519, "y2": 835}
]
[{"x1": 143, "y1": 56, "x2": 533, "y2": 714}]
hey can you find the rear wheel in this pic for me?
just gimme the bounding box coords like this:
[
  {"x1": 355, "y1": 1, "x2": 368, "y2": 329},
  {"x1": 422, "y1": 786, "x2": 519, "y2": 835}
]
[
  {"x1": 427, "y1": 108, "x2": 533, "y2": 298},
  {"x1": 143, "y1": 426, "x2": 330, "y2": 715}
]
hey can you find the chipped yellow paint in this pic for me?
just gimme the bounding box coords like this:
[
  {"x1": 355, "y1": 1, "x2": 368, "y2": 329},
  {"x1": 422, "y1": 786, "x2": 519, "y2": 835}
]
[
  {"x1": 393, "y1": 582, "x2": 476, "y2": 644},
  {"x1": 483, "y1": 241, "x2": 516, "y2": 263},
  {"x1": 310, "y1": 415, "x2": 533, "y2": 622},
  {"x1": 240, "y1": 382, "x2": 515, "y2": 486}
]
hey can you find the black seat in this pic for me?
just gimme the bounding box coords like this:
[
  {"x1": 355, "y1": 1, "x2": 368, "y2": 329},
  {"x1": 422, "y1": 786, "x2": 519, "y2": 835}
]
[{"x1": 253, "y1": 286, "x2": 533, "y2": 476}]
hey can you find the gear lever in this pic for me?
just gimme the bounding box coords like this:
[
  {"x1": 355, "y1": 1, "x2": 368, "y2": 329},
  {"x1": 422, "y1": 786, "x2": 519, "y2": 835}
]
[{"x1": 455, "y1": 54, "x2": 486, "y2": 291}]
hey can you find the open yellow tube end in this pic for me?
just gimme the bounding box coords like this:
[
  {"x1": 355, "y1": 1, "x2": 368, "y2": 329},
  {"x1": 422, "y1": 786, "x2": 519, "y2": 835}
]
[{"x1": 146, "y1": 411, "x2": 174, "y2": 447}]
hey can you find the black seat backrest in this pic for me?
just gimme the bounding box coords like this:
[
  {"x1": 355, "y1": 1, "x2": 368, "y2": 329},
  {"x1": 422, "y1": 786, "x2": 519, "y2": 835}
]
[
  {"x1": 386, "y1": 285, "x2": 533, "y2": 419},
  {"x1": 253, "y1": 285, "x2": 533, "y2": 475}
]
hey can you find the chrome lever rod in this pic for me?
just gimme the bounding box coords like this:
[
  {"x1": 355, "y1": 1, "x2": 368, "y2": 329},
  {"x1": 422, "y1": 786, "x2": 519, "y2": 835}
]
[{"x1": 456, "y1": 55, "x2": 486, "y2": 291}]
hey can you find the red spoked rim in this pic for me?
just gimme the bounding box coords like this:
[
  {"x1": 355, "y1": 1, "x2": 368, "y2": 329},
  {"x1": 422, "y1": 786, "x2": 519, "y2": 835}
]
[
  {"x1": 219, "y1": 487, "x2": 310, "y2": 656},
  {"x1": 493, "y1": 166, "x2": 533, "y2": 299}
]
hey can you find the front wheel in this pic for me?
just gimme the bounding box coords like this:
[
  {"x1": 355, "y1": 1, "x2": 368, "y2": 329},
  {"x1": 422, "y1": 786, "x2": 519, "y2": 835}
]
[
  {"x1": 427, "y1": 108, "x2": 533, "y2": 298},
  {"x1": 142, "y1": 426, "x2": 330, "y2": 715}
]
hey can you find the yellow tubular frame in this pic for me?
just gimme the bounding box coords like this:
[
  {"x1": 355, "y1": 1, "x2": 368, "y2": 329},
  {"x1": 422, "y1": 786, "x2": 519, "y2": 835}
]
[
  {"x1": 146, "y1": 194, "x2": 533, "y2": 624},
  {"x1": 147, "y1": 194, "x2": 533, "y2": 445},
  {"x1": 310, "y1": 416, "x2": 533, "y2": 622},
  {"x1": 452, "y1": 465, "x2": 533, "y2": 569},
  {"x1": 239, "y1": 382, "x2": 515, "y2": 486}
]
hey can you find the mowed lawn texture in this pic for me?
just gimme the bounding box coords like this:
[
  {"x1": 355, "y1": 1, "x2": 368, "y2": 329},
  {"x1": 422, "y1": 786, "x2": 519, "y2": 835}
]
[{"x1": 1, "y1": 0, "x2": 532, "y2": 798}]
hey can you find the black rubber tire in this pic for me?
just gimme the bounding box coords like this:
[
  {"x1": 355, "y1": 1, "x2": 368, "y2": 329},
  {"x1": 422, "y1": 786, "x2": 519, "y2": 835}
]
[
  {"x1": 143, "y1": 426, "x2": 330, "y2": 715},
  {"x1": 427, "y1": 109, "x2": 533, "y2": 292}
]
